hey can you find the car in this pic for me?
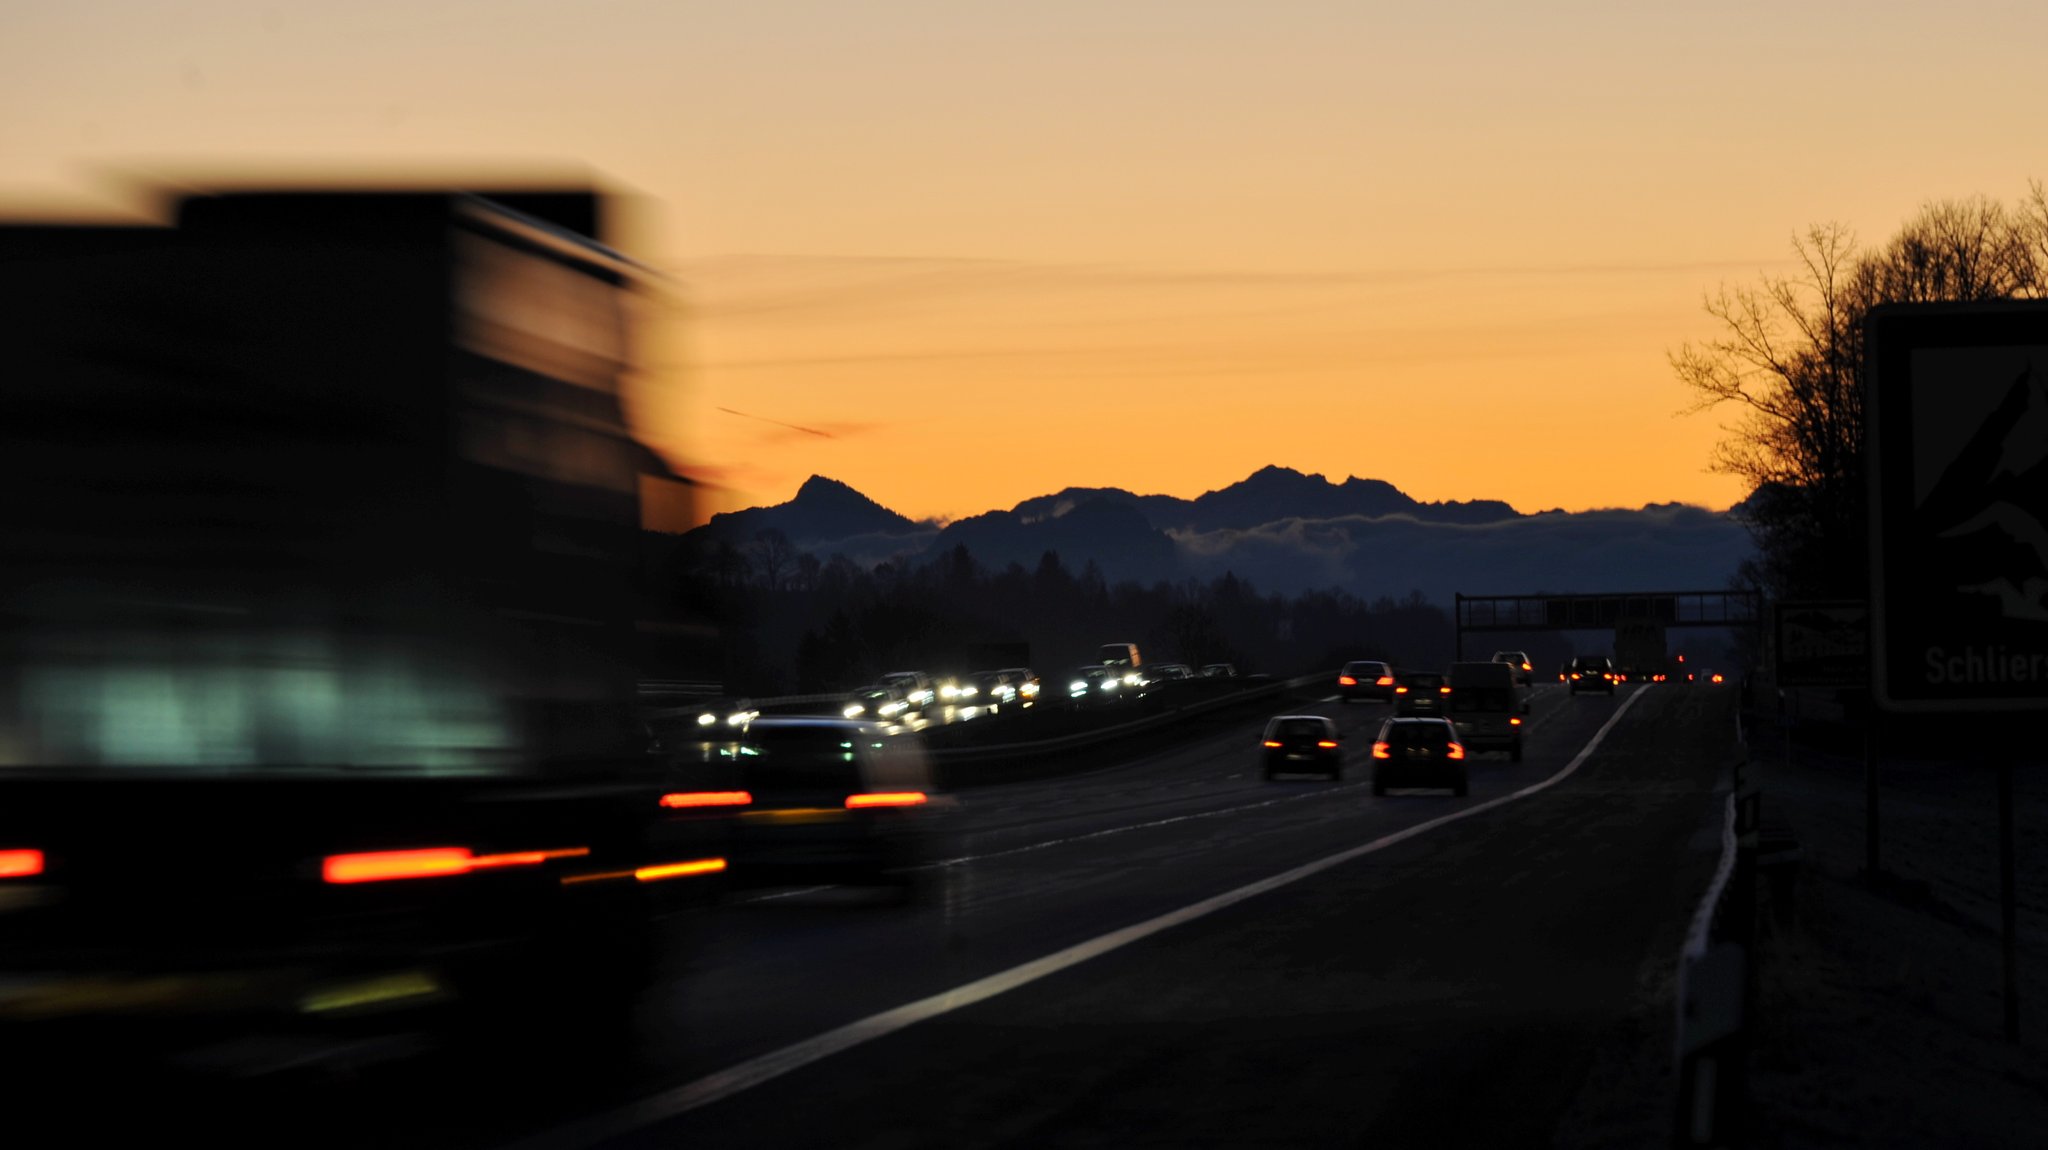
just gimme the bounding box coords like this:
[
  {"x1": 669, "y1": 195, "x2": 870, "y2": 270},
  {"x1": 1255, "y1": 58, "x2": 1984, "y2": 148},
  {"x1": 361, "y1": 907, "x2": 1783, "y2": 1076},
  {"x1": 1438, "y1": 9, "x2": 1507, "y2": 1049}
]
[
  {"x1": 1066, "y1": 664, "x2": 1124, "y2": 706},
  {"x1": 1370, "y1": 717, "x2": 1468, "y2": 796},
  {"x1": 999, "y1": 667, "x2": 1042, "y2": 705},
  {"x1": 841, "y1": 684, "x2": 913, "y2": 721},
  {"x1": 1261, "y1": 715, "x2": 1343, "y2": 781},
  {"x1": 1447, "y1": 661, "x2": 1526, "y2": 761},
  {"x1": 689, "y1": 716, "x2": 938, "y2": 895},
  {"x1": 1566, "y1": 656, "x2": 1616, "y2": 695},
  {"x1": 1148, "y1": 663, "x2": 1194, "y2": 681},
  {"x1": 1491, "y1": 650, "x2": 1535, "y2": 687},
  {"x1": 1392, "y1": 670, "x2": 1450, "y2": 716},
  {"x1": 1200, "y1": 663, "x2": 1238, "y2": 678},
  {"x1": 1338, "y1": 660, "x2": 1396, "y2": 703},
  {"x1": 879, "y1": 671, "x2": 937, "y2": 713}
]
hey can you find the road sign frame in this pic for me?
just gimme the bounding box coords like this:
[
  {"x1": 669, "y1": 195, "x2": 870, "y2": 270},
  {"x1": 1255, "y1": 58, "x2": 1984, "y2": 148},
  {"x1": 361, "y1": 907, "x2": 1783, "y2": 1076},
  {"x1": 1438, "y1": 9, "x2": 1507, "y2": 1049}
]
[
  {"x1": 1867, "y1": 301, "x2": 2048, "y2": 713},
  {"x1": 1772, "y1": 599, "x2": 1867, "y2": 688}
]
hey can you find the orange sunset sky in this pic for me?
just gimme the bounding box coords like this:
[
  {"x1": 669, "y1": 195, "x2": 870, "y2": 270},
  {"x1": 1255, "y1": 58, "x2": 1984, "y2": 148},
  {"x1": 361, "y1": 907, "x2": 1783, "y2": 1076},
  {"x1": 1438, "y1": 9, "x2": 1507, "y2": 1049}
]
[{"x1": 6, "y1": 1, "x2": 2045, "y2": 527}]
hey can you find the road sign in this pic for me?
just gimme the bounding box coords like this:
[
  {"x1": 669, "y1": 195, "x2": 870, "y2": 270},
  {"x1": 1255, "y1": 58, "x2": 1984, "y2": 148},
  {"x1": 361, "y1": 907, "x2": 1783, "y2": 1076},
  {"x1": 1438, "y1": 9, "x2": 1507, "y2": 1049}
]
[
  {"x1": 1867, "y1": 302, "x2": 2048, "y2": 712},
  {"x1": 1774, "y1": 600, "x2": 1867, "y2": 687}
]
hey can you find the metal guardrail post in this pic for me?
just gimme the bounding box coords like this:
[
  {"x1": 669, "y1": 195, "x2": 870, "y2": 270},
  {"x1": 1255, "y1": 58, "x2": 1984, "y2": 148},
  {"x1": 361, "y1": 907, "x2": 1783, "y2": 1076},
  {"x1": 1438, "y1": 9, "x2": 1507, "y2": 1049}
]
[{"x1": 1675, "y1": 791, "x2": 1750, "y2": 1148}]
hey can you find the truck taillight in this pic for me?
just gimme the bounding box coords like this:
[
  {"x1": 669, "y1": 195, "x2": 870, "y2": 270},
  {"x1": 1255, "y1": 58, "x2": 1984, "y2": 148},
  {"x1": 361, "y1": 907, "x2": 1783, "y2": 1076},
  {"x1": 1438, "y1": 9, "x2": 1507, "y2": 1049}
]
[
  {"x1": 322, "y1": 846, "x2": 588, "y2": 885},
  {"x1": 660, "y1": 791, "x2": 754, "y2": 809},
  {"x1": 845, "y1": 792, "x2": 927, "y2": 809},
  {"x1": 0, "y1": 849, "x2": 44, "y2": 879}
]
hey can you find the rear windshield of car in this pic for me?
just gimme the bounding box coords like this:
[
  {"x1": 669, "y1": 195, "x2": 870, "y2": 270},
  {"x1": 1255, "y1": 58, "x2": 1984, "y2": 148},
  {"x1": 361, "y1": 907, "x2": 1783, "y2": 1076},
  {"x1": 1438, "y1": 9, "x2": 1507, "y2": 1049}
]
[
  {"x1": 1571, "y1": 658, "x2": 1611, "y2": 670},
  {"x1": 1383, "y1": 722, "x2": 1451, "y2": 747},
  {"x1": 1269, "y1": 719, "x2": 1328, "y2": 740},
  {"x1": 1345, "y1": 662, "x2": 1384, "y2": 674},
  {"x1": 1398, "y1": 673, "x2": 1445, "y2": 688},
  {"x1": 1448, "y1": 688, "x2": 1512, "y2": 713}
]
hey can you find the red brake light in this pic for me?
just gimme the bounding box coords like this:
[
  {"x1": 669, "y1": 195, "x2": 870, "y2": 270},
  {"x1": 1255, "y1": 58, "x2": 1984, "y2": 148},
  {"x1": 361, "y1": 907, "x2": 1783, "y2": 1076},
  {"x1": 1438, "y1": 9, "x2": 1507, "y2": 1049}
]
[
  {"x1": 635, "y1": 857, "x2": 728, "y2": 882},
  {"x1": 1316, "y1": 740, "x2": 1339, "y2": 749},
  {"x1": 1394, "y1": 686, "x2": 1409, "y2": 694},
  {"x1": 1439, "y1": 686, "x2": 1452, "y2": 694},
  {"x1": 1371, "y1": 742, "x2": 1390, "y2": 759},
  {"x1": 660, "y1": 790, "x2": 754, "y2": 809},
  {"x1": 1263, "y1": 739, "x2": 1284, "y2": 748},
  {"x1": 1338, "y1": 675, "x2": 1357, "y2": 686},
  {"x1": 1446, "y1": 742, "x2": 1466, "y2": 760},
  {"x1": 1520, "y1": 662, "x2": 1531, "y2": 671},
  {"x1": 1712, "y1": 674, "x2": 1724, "y2": 684},
  {"x1": 846, "y1": 792, "x2": 928, "y2": 809},
  {"x1": 1570, "y1": 673, "x2": 1581, "y2": 680},
  {"x1": 0, "y1": 849, "x2": 45, "y2": 879},
  {"x1": 323, "y1": 846, "x2": 587, "y2": 885},
  {"x1": 1376, "y1": 676, "x2": 1394, "y2": 686},
  {"x1": 1510, "y1": 717, "x2": 1522, "y2": 725}
]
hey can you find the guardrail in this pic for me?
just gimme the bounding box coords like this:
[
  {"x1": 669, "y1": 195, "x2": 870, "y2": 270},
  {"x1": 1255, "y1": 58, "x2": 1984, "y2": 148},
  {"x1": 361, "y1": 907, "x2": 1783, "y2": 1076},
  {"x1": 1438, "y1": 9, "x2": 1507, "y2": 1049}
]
[{"x1": 1674, "y1": 707, "x2": 1760, "y2": 1147}]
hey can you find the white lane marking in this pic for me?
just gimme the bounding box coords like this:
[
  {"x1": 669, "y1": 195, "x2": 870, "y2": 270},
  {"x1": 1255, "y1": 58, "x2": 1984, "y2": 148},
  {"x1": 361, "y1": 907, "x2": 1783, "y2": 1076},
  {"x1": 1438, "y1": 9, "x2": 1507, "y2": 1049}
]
[
  {"x1": 912, "y1": 782, "x2": 1368, "y2": 870},
  {"x1": 503, "y1": 688, "x2": 1649, "y2": 1149},
  {"x1": 731, "y1": 886, "x2": 834, "y2": 904}
]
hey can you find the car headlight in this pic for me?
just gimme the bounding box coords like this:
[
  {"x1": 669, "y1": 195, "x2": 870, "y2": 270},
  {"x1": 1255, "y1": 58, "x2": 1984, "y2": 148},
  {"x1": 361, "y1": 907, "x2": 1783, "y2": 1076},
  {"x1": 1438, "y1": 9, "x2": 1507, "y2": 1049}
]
[
  {"x1": 843, "y1": 703, "x2": 865, "y2": 718},
  {"x1": 696, "y1": 712, "x2": 717, "y2": 727}
]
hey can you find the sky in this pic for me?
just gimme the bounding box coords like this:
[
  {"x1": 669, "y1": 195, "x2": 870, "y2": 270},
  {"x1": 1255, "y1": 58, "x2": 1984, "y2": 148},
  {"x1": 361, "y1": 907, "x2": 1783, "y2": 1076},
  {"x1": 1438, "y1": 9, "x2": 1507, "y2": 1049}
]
[{"x1": 6, "y1": 0, "x2": 2047, "y2": 526}]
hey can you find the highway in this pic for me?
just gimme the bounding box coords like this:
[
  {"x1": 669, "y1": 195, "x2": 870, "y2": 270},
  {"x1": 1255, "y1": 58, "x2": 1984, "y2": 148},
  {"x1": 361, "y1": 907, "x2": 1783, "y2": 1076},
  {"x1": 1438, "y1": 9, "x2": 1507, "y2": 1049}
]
[{"x1": 25, "y1": 681, "x2": 1741, "y2": 1148}]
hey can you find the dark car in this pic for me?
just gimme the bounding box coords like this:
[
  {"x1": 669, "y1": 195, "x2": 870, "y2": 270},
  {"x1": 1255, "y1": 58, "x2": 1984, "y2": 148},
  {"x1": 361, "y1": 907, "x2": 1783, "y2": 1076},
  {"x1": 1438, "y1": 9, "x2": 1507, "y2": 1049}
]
[
  {"x1": 1260, "y1": 715, "x2": 1343, "y2": 781},
  {"x1": 1491, "y1": 650, "x2": 1535, "y2": 687},
  {"x1": 1200, "y1": 663, "x2": 1238, "y2": 678},
  {"x1": 1370, "y1": 717, "x2": 1468, "y2": 796},
  {"x1": 1066, "y1": 665, "x2": 1125, "y2": 707},
  {"x1": 1567, "y1": 656, "x2": 1616, "y2": 695},
  {"x1": 1338, "y1": 660, "x2": 1396, "y2": 703},
  {"x1": 1392, "y1": 670, "x2": 1450, "y2": 716},
  {"x1": 670, "y1": 717, "x2": 936, "y2": 895}
]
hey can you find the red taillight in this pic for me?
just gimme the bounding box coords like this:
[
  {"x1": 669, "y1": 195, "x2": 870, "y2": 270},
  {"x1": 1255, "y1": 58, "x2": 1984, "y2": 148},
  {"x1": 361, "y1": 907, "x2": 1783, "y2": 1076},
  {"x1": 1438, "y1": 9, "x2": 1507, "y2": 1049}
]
[
  {"x1": 1439, "y1": 686, "x2": 1452, "y2": 694},
  {"x1": 659, "y1": 790, "x2": 754, "y2": 809},
  {"x1": 1394, "y1": 686, "x2": 1409, "y2": 694},
  {"x1": 1711, "y1": 674, "x2": 1724, "y2": 684},
  {"x1": 1371, "y1": 742, "x2": 1390, "y2": 759},
  {"x1": 1338, "y1": 675, "x2": 1357, "y2": 686},
  {"x1": 1376, "y1": 676, "x2": 1394, "y2": 687},
  {"x1": 1510, "y1": 716, "x2": 1522, "y2": 726},
  {"x1": 1263, "y1": 739, "x2": 1284, "y2": 748},
  {"x1": 1520, "y1": 663, "x2": 1531, "y2": 672},
  {"x1": 1316, "y1": 740, "x2": 1339, "y2": 749},
  {"x1": 322, "y1": 846, "x2": 587, "y2": 885},
  {"x1": 0, "y1": 849, "x2": 45, "y2": 879},
  {"x1": 1570, "y1": 673, "x2": 1581, "y2": 680},
  {"x1": 1447, "y1": 742, "x2": 1466, "y2": 760},
  {"x1": 846, "y1": 792, "x2": 927, "y2": 809}
]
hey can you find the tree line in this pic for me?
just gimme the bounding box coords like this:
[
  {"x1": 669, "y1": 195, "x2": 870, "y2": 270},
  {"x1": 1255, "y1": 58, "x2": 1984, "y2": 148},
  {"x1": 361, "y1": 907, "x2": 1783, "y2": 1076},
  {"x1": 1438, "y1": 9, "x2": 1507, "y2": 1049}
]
[
  {"x1": 1674, "y1": 183, "x2": 2048, "y2": 600},
  {"x1": 660, "y1": 533, "x2": 1456, "y2": 696}
]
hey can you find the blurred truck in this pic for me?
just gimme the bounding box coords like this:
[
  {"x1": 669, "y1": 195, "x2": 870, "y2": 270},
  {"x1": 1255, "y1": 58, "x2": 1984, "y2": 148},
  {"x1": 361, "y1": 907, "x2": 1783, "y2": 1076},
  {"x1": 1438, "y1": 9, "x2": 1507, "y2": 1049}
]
[{"x1": 0, "y1": 185, "x2": 716, "y2": 1062}]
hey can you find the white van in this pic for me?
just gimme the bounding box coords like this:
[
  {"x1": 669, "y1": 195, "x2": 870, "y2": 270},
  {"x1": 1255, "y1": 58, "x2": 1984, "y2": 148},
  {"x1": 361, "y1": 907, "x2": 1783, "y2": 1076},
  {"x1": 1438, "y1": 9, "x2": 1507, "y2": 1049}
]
[{"x1": 1446, "y1": 661, "x2": 1528, "y2": 761}]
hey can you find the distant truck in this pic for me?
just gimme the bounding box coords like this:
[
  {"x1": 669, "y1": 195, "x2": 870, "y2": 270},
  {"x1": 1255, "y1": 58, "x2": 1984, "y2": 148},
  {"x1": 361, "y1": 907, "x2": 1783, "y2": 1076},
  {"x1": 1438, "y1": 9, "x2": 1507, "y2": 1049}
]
[
  {"x1": 1446, "y1": 661, "x2": 1528, "y2": 761},
  {"x1": 0, "y1": 186, "x2": 714, "y2": 1054}
]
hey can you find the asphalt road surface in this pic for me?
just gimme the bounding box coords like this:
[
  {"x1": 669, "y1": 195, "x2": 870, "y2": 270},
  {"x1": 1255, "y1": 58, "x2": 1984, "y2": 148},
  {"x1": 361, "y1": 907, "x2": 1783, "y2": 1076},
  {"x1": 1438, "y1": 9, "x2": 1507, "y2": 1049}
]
[{"x1": 24, "y1": 682, "x2": 1741, "y2": 1148}]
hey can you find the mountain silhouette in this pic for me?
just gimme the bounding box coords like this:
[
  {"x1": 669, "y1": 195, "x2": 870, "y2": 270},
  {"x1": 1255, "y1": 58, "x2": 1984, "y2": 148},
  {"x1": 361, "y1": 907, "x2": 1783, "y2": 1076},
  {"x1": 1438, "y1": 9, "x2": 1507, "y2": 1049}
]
[
  {"x1": 1007, "y1": 466, "x2": 1518, "y2": 534},
  {"x1": 692, "y1": 474, "x2": 924, "y2": 548},
  {"x1": 684, "y1": 468, "x2": 1752, "y2": 601}
]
